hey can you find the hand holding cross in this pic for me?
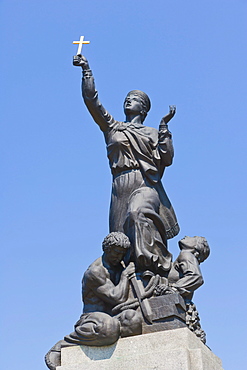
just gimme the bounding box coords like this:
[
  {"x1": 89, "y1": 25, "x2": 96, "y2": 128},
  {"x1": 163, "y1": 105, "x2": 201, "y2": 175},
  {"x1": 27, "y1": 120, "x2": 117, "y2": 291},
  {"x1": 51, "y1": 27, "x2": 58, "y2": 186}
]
[
  {"x1": 72, "y1": 36, "x2": 90, "y2": 70},
  {"x1": 73, "y1": 54, "x2": 89, "y2": 70}
]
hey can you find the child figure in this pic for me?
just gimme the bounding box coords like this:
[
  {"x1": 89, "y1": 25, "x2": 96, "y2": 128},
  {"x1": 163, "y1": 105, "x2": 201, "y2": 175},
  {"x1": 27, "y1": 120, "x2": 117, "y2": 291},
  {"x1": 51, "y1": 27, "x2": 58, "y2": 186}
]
[
  {"x1": 155, "y1": 236, "x2": 210, "y2": 344},
  {"x1": 167, "y1": 236, "x2": 210, "y2": 301}
]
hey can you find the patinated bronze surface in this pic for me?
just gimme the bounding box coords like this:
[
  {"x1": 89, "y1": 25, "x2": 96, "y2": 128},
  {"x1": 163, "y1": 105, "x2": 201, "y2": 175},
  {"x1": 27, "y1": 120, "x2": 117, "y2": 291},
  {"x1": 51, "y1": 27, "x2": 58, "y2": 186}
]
[
  {"x1": 45, "y1": 52, "x2": 210, "y2": 370},
  {"x1": 73, "y1": 54, "x2": 179, "y2": 276},
  {"x1": 45, "y1": 232, "x2": 210, "y2": 369}
]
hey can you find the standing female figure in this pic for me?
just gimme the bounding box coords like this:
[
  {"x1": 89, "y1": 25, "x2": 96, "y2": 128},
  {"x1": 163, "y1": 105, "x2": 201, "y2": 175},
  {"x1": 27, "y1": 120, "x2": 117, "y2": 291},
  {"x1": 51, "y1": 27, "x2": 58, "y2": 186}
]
[{"x1": 73, "y1": 55, "x2": 179, "y2": 276}]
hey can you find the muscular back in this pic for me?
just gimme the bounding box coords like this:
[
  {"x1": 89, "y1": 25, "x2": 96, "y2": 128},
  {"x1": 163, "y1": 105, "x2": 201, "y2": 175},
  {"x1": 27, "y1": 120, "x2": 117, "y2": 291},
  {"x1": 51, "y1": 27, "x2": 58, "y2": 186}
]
[{"x1": 82, "y1": 256, "x2": 128, "y2": 314}]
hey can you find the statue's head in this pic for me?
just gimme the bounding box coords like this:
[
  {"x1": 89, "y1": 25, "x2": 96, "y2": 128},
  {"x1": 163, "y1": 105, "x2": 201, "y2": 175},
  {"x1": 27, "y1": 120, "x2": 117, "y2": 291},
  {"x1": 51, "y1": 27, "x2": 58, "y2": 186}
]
[
  {"x1": 124, "y1": 90, "x2": 151, "y2": 123},
  {"x1": 178, "y1": 236, "x2": 210, "y2": 263},
  {"x1": 102, "y1": 232, "x2": 131, "y2": 266}
]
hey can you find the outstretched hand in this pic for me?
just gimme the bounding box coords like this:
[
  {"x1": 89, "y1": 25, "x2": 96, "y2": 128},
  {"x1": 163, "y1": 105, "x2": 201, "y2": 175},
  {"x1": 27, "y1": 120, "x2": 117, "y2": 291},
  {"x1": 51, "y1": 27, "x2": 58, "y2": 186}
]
[
  {"x1": 73, "y1": 54, "x2": 89, "y2": 70},
  {"x1": 168, "y1": 105, "x2": 176, "y2": 117},
  {"x1": 160, "y1": 105, "x2": 176, "y2": 125}
]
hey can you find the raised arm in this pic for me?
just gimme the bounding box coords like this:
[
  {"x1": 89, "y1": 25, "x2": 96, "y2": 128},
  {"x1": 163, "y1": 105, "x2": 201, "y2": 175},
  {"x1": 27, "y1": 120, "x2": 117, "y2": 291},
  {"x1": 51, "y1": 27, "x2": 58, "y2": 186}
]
[
  {"x1": 158, "y1": 106, "x2": 176, "y2": 175},
  {"x1": 73, "y1": 55, "x2": 116, "y2": 132}
]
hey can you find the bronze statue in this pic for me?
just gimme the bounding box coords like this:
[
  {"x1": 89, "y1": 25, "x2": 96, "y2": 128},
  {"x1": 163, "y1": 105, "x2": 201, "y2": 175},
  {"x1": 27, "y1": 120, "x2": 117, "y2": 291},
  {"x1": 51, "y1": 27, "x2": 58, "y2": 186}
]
[
  {"x1": 167, "y1": 236, "x2": 210, "y2": 299},
  {"x1": 45, "y1": 45, "x2": 212, "y2": 369},
  {"x1": 73, "y1": 54, "x2": 179, "y2": 276},
  {"x1": 155, "y1": 236, "x2": 210, "y2": 343},
  {"x1": 45, "y1": 232, "x2": 142, "y2": 370},
  {"x1": 155, "y1": 236, "x2": 210, "y2": 299},
  {"x1": 65, "y1": 232, "x2": 142, "y2": 345}
]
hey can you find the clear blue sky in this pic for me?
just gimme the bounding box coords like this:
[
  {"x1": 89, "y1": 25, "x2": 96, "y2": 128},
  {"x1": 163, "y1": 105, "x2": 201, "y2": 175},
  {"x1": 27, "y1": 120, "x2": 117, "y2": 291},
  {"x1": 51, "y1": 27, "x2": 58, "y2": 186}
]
[{"x1": 1, "y1": 1, "x2": 247, "y2": 369}]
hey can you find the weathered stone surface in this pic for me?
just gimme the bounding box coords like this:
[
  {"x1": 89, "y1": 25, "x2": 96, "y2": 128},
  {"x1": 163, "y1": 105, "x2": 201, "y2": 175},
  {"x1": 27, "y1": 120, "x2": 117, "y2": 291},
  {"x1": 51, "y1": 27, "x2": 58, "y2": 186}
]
[{"x1": 57, "y1": 327, "x2": 223, "y2": 370}]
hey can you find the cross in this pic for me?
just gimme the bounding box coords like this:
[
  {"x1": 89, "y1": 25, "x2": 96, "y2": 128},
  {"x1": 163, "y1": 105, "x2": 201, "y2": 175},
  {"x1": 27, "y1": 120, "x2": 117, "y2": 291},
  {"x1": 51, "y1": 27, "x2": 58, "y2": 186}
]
[{"x1": 73, "y1": 36, "x2": 90, "y2": 55}]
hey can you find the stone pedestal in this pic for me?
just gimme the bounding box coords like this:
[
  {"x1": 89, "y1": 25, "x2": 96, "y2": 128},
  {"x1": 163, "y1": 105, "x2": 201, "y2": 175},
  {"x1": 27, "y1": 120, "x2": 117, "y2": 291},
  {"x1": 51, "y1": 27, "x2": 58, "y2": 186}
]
[{"x1": 57, "y1": 327, "x2": 223, "y2": 370}]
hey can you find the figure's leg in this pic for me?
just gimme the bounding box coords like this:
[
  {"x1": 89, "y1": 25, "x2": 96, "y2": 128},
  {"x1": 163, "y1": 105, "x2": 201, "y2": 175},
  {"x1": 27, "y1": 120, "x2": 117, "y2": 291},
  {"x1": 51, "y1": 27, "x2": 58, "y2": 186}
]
[
  {"x1": 109, "y1": 170, "x2": 145, "y2": 233},
  {"x1": 64, "y1": 312, "x2": 121, "y2": 346},
  {"x1": 45, "y1": 313, "x2": 121, "y2": 369},
  {"x1": 124, "y1": 187, "x2": 172, "y2": 274}
]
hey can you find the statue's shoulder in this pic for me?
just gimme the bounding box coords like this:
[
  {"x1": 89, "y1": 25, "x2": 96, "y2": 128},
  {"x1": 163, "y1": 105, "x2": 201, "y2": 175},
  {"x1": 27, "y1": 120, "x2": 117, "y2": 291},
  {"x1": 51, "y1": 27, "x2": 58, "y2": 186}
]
[
  {"x1": 84, "y1": 257, "x2": 104, "y2": 281},
  {"x1": 141, "y1": 124, "x2": 159, "y2": 143},
  {"x1": 150, "y1": 126, "x2": 159, "y2": 135},
  {"x1": 177, "y1": 250, "x2": 198, "y2": 265},
  {"x1": 142, "y1": 124, "x2": 158, "y2": 133}
]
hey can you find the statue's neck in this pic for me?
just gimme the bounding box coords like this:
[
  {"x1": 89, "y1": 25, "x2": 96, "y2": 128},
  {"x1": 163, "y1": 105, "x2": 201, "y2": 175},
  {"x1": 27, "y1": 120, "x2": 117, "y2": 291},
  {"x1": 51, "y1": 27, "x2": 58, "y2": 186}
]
[{"x1": 125, "y1": 114, "x2": 143, "y2": 125}]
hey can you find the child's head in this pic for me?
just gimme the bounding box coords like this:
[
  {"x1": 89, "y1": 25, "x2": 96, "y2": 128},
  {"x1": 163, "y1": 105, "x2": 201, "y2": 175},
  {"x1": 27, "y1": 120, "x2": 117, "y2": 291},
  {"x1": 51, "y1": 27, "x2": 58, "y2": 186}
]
[{"x1": 178, "y1": 236, "x2": 210, "y2": 263}]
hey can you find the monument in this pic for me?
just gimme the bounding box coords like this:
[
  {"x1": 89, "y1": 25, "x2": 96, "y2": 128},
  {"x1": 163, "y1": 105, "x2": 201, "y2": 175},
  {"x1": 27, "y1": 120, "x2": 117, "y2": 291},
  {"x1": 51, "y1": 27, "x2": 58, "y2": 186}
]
[{"x1": 45, "y1": 37, "x2": 223, "y2": 370}]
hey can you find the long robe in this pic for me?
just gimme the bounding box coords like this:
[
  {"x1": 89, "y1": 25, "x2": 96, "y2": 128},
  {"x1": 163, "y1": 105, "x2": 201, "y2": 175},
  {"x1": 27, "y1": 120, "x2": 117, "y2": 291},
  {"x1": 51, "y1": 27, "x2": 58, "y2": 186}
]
[{"x1": 82, "y1": 69, "x2": 179, "y2": 274}]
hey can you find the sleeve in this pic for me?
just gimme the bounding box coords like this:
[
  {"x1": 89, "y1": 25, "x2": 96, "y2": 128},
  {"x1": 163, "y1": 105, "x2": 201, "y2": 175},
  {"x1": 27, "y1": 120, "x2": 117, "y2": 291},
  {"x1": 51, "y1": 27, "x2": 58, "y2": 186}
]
[
  {"x1": 82, "y1": 69, "x2": 116, "y2": 132},
  {"x1": 171, "y1": 252, "x2": 204, "y2": 297},
  {"x1": 158, "y1": 123, "x2": 174, "y2": 176}
]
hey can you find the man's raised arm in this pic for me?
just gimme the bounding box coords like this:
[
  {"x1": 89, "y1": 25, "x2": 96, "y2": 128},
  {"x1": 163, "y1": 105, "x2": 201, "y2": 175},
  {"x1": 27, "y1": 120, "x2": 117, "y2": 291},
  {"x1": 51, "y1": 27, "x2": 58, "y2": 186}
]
[{"x1": 73, "y1": 54, "x2": 115, "y2": 132}]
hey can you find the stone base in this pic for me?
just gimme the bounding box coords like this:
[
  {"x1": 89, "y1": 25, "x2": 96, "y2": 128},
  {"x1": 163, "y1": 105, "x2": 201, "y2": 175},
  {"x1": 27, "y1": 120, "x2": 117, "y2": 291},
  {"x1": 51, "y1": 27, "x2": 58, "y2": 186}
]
[{"x1": 57, "y1": 327, "x2": 223, "y2": 370}]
